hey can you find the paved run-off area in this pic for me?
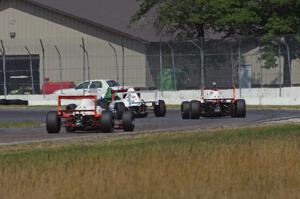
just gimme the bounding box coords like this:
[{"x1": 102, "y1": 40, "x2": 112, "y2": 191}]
[{"x1": 0, "y1": 108, "x2": 299, "y2": 145}]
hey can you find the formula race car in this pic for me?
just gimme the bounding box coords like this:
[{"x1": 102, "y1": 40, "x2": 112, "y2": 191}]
[
  {"x1": 46, "y1": 95, "x2": 135, "y2": 134},
  {"x1": 102, "y1": 87, "x2": 166, "y2": 118},
  {"x1": 181, "y1": 85, "x2": 246, "y2": 119}
]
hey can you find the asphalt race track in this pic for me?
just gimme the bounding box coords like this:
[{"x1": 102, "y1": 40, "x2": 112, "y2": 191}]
[{"x1": 0, "y1": 108, "x2": 299, "y2": 145}]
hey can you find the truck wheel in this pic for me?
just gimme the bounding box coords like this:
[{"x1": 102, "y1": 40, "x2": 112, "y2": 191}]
[
  {"x1": 101, "y1": 111, "x2": 114, "y2": 133},
  {"x1": 190, "y1": 100, "x2": 201, "y2": 119},
  {"x1": 46, "y1": 111, "x2": 61, "y2": 134},
  {"x1": 154, "y1": 100, "x2": 166, "y2": 117},
  {"x1": 97, "y1": 99, "x2": 109, "y2": 110},
  {"x1": 66, "y1": 103, "x2": 77, "y2": 110},
  {"x1": 115, "y1": 102, "x2": 126, "y2": 120},
  {"x1": 181, "y1": 101, "x2": 191, "y2": 119},
  {"x1": 235, "y1": 99, "x2": 246, "y2": 118},
  {"x1": 123, "y1": 111, "x2": 135, "y2": 132}
]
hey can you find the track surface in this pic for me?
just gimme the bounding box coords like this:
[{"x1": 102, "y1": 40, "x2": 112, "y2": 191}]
[{"x1": 0, "y1": 108, "x2": 299, "y2": 145}]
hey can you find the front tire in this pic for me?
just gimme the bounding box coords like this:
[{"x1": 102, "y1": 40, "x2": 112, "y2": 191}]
[
  {"x1": 181, "y1": 101, "x2": 191, "y2": 119},
  {"x1": 46, "y1": 111, "x2": 61, "y2": 134},
  {"x1": 122, "y1": 111, "x2": 135, "y2": 132},
  {"x1": 154, "y1": 100, "x2": 166, "y2": 117},
  {"x1": 100, "y1": 111, "x2": 114, "y2": 133}
]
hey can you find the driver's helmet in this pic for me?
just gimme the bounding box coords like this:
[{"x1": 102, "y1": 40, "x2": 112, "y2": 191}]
[
  {"x1": 212, "y1": 82, "x2": 217, "y2": 88},
  {"x1": 128, "y1": 87, "x2": 135, "y2": 92}
]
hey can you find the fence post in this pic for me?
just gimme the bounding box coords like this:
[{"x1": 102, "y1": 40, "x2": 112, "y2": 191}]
[
  {"x1": 80, "y1": 44, "x2": 91, "y2": 84},
  {"x1": 121, "y1": 40, "x2": 125, "y2": 88},
  {"x1": 166, "y1": 42, "x2": 177, "y2": 90},
  {"x1": 40, "y1": 39, "x2": 45, "y2": 98},
  {"x1": 159, "y1": 40, "x2": 163, "y2": 94},
  {"x1": 25, "y1": 46, "x2": 35, "y2": 95},
  {"x1": 230, "y1": 41, "x2": 234, "y2": 87},
  {"x1": 280, "y1": 37, "x2": 292, "y2": 87},
  {"x1": 81, "y1": 38, "x2": 86, "y2": 83},
  {"x1": 54, "y1": 46, "x2": 63, "y2": 94},
  {"x1": 190, "y1": 40, "x2": 204, "y2": 98},
  {"x1": 278, "y1": 43, "x2": 282, "y2": 97},
  {"x1": 238, "y1": 38, "x2": 242, "y2": 98},
  {"x1": 0, "y1": 40, "x2": 7, "y2": 98},
  {"x1": 108, "y1": 42, "x2": 119, "y2": 87}
]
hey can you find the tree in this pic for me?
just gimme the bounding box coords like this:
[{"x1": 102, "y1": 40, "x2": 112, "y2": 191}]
[{"x1": 132, "y1": 0, "x2": 300, "y2": 86}]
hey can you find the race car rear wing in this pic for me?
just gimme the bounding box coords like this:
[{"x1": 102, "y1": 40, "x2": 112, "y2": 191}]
[
  {"x1": 57, "y1": 95, "x2": 98, "y2": 117},
  {"x1": 112, "y1": 88, "x2": 159, "y2": 106},
  {"x1": 202, "y1": 86, "x2": 236, "y2": 101}
]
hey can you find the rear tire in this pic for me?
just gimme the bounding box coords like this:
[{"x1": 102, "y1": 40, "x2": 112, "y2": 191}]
[
  {"x1": 123, "y1": 111, "x2": 135, "y2": 132},
  {"x1": 100, "y1": 111, "x2": 114, "y2": 133},
  {"x1": 154, "y1": 100, "x2": 166, "y2": 117},
  {"x1": 46, "y1": 111, "x2": 61, "y2": 134},
  {"x1": 181, "y1": 101, "x2": 191, "y2": 119},
  {"x1": 115, "y1": 102, "x2": 126, "y2": 120},
  {"x1": 235, "y1": 99, "x2": 246, "y2": 118},
  {"x1": 190, "y1": 100, "x2": 201, "y2": 119},
  {"x1": 230, "y1": 103, "x2": 236, "y2": 117}
]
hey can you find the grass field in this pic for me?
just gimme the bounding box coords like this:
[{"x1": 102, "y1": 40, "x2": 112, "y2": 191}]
[{"x1": 0, "y1": 124, "x2": 300, "y2": 198}]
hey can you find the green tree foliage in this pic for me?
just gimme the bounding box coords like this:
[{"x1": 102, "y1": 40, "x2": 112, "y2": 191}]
[
  {"x1": 132, "y1": 0, "x2": 300, "y2": 39},
  {"x1": 133, "y1": 0, "x2": 300, "y2": 85}
]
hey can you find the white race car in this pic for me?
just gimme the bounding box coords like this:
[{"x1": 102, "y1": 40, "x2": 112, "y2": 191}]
[
  {"x1": 46, "y1": 95, "x2": 135, "y2": 133},
  {"x1": 181, "y1": 86, "x2": 246, "y2": 119},
  {"x1": 106, "y1": 88, "x2": 166, "y2": 118}
]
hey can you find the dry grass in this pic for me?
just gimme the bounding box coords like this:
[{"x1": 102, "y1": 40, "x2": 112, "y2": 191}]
[{"x1": 1, "y1": 124, "x2": 300, "y2": 199}]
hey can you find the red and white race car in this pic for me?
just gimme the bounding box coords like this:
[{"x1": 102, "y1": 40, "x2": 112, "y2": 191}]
[
  {"x1": 46, "y1": 95, "x2": 135, "y2": 133},
  {"x1": 181, "y1": 86, "x2": 246, "y2": 119}
]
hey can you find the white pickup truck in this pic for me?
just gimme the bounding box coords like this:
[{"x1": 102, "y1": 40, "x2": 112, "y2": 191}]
[{"x1": 53, "y1": 79, "x2": 123, "y2": 97}]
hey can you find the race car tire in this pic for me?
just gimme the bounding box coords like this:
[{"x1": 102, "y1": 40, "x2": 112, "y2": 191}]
[
  {"x1": 46, "y1": 111, "x2": 61, "y2": 134},
  {"x1": 123, "y1": 111, "x2": 135, "y2": 132},
  {"x1": 66, "y1": 103, "x2": 77, "y2": 110},
  {"x1": 154, "y1": 100, "x2": 166, "y2": 117},
  {"x1": 190, "y1": 100, "x2": 201, "y2": 119},
  {"x1": 181, "y1": 101, "x2": 191, "y2": 119},
  {"x1": 230, "y1": 103, "x2": 236, "y2": 117},
  {"x1": 100, "y1": 111, "x2": 114, "y2": 133},
  {"x1": 115, "y1": 102, "x2": 126, "y2": 120},
  {"x1": 97, "y1": 99, "x2": 109, "y2": 110},
  {"x1": 235, "y1": 99, "x2": 246, "y2": 118}
]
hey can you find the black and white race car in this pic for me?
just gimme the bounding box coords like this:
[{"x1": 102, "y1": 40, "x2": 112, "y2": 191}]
[{"x1": 181, "y1": 86, "x2": 246, "y2": 119}]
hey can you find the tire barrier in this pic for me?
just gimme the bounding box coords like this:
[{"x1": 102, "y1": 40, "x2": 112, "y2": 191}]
[{"x1": 0, "y1": 99, "x2": 28, "y2": 105}]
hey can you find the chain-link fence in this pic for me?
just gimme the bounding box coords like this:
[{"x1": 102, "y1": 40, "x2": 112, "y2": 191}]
[
  {"x1": 0, "y1": 35, "x2": 299, "y2": 97},
  {"x1": 147, "y1": 35, "x2": 300, "y2": 93}
]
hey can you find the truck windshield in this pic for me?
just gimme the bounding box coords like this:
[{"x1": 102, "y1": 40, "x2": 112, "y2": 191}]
[{"x1": 106, "y1": 80, "x2": 119, "y2": 87}]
